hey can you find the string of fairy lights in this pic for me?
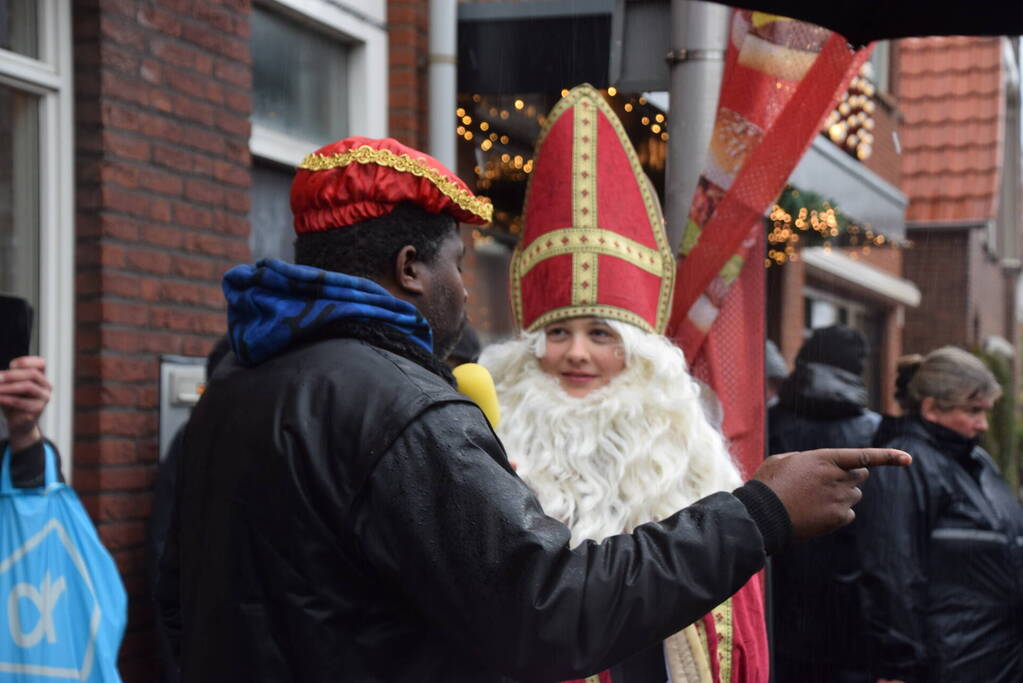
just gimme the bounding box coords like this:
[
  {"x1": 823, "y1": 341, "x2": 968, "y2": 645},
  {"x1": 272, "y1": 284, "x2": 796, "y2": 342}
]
[
  {"x1": 456, "y1": 88, "x2": 670, "y2": 191},
  {"x1": 765, "y1": 197, "x2": 890, "y2": 269},
  {"x1": 823, "y1": 62, "x2": 878, "y2": 161},
  {"x1": 460, "y1": 72, "x2": 890, "y2": 265}
]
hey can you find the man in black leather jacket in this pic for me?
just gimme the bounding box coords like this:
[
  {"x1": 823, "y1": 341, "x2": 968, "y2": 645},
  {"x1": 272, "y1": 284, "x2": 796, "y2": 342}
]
[
  {"x1": 768, "y1": 325, "x2": 882, "y2": 682},
  {"x1": 157, "y1": 137, "x2": 909, "y2": 682}
]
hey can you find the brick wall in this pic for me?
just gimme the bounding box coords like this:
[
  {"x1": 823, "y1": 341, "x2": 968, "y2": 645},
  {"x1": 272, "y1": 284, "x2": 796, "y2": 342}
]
[
  {"x1": 389, "y1": 0, "x2": 430, "y2": 150},
  {"x1": 73, "y1": 1, "x2": 252, "y2": 679},
  {"x1": 902, "y1": 228, "x2": 969, "y2": 354}
]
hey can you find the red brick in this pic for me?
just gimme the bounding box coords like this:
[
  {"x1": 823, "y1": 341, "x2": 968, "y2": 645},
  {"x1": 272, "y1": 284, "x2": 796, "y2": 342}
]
[
  {"x1": 148, "y1": 87, "x2": 173, "y2": 114},
  {"x1": 99, "y1": 521, "x2": 148, "y2": 550},
  {"x1": 184, "y1": 178, "x2": 224, "y2": 205},
  {"x1": 124, "y1": 246, "x2": 174, "y2": 274},
  {"x1": 100, "y1": 71, "x2": 150, "y2": 107},
  {"x1": 140, "y1": 224, "x2": 185, "y2": 249},
  {"x1": 102, "y1": 300, "x2": 151, "y2": 325},
  {"x1": 72, "y1": 439, "x2": 138, "y2": 467},
  {"x1": 100, "y1": 42, "x2": 141, "y2": 74},
  {"x1": 224, "y1": 88, "x2": 251, "y2": 115},
  {"x1": 160, "y1": 280, "x2": 225, "y2": 307},
  {"x1": 214, "y1": 107, "x2": 250, "y2": 136},
  {"x1": 81, "y1": 492, "x2": 153, "y2": 522},
  {"x1": 138, "y1": 167, "x2": 184, "y2": 196},
  {"x1": 99, "y1": 15, "x2": 146, "y2": 51},
  {"x1": 173, "y1": 93, "x2": 216, "y2": 126},
  {"x1": 194, "y1": 4, "x2": 240, "y2": 35},
  {"x1": 212, "y1": 160, "x2": 249, "y2": 187},
  {"x1": 183, "y1": 232, "x2": 248, "y2": 260},
  {"x1": 136, "y1": 6, "x2": 182, "y2": 37},
  {"x1": 168, "y1": 253, "x2": 219, "y2": 279},
  {"x1": 213, "y1": 58, "x2": 250, "y2": 88},
  {"x1": 223, "y1": 187, "x2": 250, "y2": 213},
  {"x1": 139, "y1": 58, "x2": 162, "y2": 85},
  {"x1": 151, "y1": 144, "x2": 194, "y2": 173},
  {"x1": 173, "y1": 201, "x2": 214, "y2": 229},
  {"x1": 102, "y1": 130, "x2": 150, "y2": 161}
]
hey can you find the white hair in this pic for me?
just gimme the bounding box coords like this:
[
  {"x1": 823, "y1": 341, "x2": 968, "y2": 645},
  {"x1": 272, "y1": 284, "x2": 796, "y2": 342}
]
[{"x1": 479, "y1": 319, "x2": 742, "y2": 547}]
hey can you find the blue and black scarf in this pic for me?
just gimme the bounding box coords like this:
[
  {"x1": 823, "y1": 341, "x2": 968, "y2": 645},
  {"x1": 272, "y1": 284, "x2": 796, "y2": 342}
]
[{"x1": 223, "y1": 259, "x2": 434, "y2": 367}]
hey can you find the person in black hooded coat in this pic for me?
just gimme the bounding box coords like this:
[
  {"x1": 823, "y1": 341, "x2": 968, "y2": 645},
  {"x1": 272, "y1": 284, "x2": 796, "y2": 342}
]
[
  {"x1": 768, "y1": 325, "x2": 881, "y2": 683},
  {"x1": 860, "y1": 347, "x2": 1023, "y2": 682}
]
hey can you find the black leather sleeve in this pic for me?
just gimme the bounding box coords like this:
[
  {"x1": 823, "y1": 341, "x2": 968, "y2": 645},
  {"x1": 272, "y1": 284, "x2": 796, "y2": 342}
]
[
  {"x1": 353, "y1": 400, "x2": 768, "y2": 681},
  {"x1": 855, "y1": 437, "x2": 930, "y2": 682}
]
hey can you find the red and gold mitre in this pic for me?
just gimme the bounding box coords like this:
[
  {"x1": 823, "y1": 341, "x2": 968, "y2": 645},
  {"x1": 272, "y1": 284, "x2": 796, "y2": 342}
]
[
  {"x1": 291, "y1": 136, "x2": 492, "y2": 235},
  {"x1": 511, "y1": 85, "x2": 675, "y2": 334}
]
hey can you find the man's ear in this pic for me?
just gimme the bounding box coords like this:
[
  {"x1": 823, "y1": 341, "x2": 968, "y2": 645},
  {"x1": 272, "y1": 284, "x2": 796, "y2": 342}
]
[
  {"x1": 394, "y1": 245, "x2": 426, "y2": 295},
  {"x1": 920, "y1": 396, "x2": 938, "y2": 421}
]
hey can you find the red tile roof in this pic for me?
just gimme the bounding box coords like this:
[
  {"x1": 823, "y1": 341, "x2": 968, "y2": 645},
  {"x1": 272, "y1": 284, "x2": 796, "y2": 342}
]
[{"x1": 898, "y1": 37, "x2": 1005, "y2": 223}]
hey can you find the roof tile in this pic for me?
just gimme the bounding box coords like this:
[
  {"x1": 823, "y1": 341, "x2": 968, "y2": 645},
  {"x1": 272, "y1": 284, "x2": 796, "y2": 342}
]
[{"x1": 897, "y1": 37, "x2": 1005, "y2": 222}]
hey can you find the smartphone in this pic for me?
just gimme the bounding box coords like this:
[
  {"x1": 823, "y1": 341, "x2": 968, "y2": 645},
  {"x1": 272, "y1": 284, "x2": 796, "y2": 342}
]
[{"x1": 0, "y1": 295, "x2": 33, "y2": 370}]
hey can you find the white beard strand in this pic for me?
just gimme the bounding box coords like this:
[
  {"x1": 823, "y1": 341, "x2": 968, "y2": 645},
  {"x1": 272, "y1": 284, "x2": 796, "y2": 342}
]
[{"x1": 480, "y1": 323, "x2": 743, "y2": 548}]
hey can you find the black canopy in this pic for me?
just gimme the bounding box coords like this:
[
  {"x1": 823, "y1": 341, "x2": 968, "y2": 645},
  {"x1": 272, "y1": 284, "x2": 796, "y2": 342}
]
[{"x1": 711, "y1": 1, "x2": 1023, "y2": 46}]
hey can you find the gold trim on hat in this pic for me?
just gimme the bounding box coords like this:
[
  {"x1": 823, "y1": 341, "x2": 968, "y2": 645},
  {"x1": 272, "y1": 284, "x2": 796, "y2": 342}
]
[
  {"x1": 527, "y1": 305, "x2": 657, "y2": 335},
  {"x1": 299, "y1": 145, "x2": 493, "y2": 223},
  {"x1": 511, "y1": 85, "x2": 675, "y2": 334},
  {"x1": 515, "y1": 227, "x2": 667, "y2": 279}
]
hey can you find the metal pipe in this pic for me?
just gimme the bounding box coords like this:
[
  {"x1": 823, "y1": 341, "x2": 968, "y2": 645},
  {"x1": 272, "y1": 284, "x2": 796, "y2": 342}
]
[
  {"x1": 429, "y1": 0, "x2": 458, "y2": 169},
  {"x1": 664, "y1": 0, "x2": 730, "y2": 253}
]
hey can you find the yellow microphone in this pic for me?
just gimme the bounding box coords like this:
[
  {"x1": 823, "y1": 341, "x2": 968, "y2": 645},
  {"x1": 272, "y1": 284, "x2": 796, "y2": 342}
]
[{"x1": 453, "y1": 363, "x2": 501, "y2": 429}]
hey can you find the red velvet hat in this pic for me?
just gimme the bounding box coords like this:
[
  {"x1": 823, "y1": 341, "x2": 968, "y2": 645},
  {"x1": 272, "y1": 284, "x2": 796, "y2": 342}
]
[
  {"x1": 291, "y1": 137, "x2": 492, "y2": 234},
  {"x1": 512, "y1": 85, "x2": 675, "y2": 334}
]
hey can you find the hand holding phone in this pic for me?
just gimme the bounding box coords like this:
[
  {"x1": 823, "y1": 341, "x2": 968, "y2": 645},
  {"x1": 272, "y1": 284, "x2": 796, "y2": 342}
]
[
  {"x1": 0, "y1": 356, "x2": 51, "y2": 451},
  {"x1": 0, "y1": 295, "x2": 32, "y2": 370},
  {"x1": 0, "y1": 296, "x2": 47, "y2": 451}
]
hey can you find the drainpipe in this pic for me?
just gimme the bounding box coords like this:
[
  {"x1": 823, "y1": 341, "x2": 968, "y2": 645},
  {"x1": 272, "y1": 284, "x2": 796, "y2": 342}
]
[
  {"x1": 664, "y1": 0, "x2": 730, "y2": 253},
  {"x1": 429, "y1": 0, "x2": 458, "y2": 170}
]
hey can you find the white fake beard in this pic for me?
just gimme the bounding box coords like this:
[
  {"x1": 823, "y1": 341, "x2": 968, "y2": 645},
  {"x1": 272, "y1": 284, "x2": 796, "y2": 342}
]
[{"x1": 479, "y1": 322, "x2": 743, "y2": 547}]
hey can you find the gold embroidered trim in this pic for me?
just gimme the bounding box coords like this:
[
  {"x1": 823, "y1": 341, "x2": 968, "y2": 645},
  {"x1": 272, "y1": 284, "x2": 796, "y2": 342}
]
[
  {"x1": 573, "y1": 100, "x2": 598, "y2": 229},
  {"x1": 298, "y1": 146, "x2": 493, "y2": 222},
  {"x1": 712, "y1": 599, "x2": 734, "y2": 683},
  {"x1": 511, "y1": 85, "x2": 675, "y2": 333},
  {"x1": 516, "y1": 227, "x2": 667, "y2": 279},
  {"x1": 584, "y1": 677, "x2": 601, "y2": 683},
  {"x1": 524, "y1": 305, "x2": 656, "y2": 335},
  {"x1": 572, "y1": 252, "x2": 598, "y2": 305}
]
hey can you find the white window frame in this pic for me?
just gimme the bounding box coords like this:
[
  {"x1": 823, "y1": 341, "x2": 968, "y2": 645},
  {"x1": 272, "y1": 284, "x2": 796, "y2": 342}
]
[
  {"x1": 250, "y1": 0, "x2": 388, "y2": 167},
  {"x1": 0, "y1": 0, "x2": 74, "y2": 477}
]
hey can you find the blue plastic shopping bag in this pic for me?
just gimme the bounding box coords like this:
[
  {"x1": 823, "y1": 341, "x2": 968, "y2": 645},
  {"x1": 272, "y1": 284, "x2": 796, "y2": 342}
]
[{"x1": 0, "y1": 444, "x2": 126, "y2": 681}]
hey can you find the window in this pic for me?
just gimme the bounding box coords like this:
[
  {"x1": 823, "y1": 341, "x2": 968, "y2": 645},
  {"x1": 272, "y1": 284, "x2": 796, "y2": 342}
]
[
  {"x1": 249, "y1": 0, "x2": 387, "y2": 261},
  {"x1": 251, "y1": 8, "x2": 349, "y2": 144},
  {"x1": 0, "y1": 0, "x2": 74, "y2": 466},
  {"x1": 0, "y1": 0, "x2": 38, "y2": 59}
]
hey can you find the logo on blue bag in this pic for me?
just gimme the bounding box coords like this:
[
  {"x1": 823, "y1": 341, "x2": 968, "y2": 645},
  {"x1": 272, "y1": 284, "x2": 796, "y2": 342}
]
[{"x1": 0, "y1": 518, "x2": 102, "y2": 679}]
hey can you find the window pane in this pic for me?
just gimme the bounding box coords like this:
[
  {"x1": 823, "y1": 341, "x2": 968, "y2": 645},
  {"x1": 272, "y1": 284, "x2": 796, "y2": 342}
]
[
  {"x1": 0, "y1": 84, "x2": 39, "y2": 349},
  {"x1": 251, "y1": 9, "x2": 349, "y2": 143},
  {"x1": 0, "y1": 0, "x2": 37, "y2": 59},
  {"x1": 249, "y1": 163, "x2": 296, "y2": 262}
]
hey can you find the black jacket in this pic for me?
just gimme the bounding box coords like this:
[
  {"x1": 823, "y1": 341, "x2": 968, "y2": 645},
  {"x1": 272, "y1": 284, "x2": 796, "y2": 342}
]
[
  {"x1": 861, "y1": 415, "x2": 1023, "y2": 682},
  {"x1": 158, "y1": 331, "x2": 789, "y2": 682},
  {"x1": 768, "y1": 361, "x2": 881, "y2": 681}
]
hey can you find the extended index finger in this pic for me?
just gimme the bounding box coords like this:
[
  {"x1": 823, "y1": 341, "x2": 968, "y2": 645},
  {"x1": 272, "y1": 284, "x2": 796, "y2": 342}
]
[{"x1": 830, "y1": 448, "x2": 912, "y2": 470}]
